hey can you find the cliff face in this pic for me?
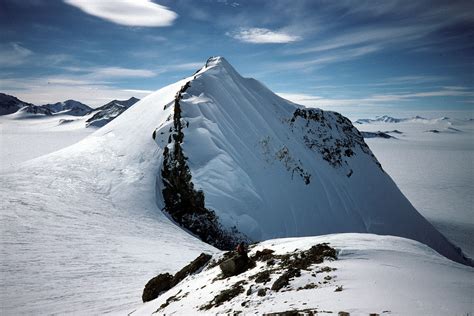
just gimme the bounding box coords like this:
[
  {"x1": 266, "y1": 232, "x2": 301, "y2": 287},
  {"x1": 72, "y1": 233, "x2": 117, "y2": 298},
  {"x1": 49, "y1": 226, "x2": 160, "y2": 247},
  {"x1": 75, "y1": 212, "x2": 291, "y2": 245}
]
[{"x1": 158, "y1": 81, "x2": 248, "y2": 250}]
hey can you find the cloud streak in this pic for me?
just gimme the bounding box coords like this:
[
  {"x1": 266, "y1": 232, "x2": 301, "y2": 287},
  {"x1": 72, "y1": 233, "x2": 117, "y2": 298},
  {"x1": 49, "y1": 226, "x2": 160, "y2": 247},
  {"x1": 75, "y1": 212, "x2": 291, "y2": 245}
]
[
  {"x1": 278, "y1": 87, "x2": 474, "y2": 108},
  {"x1": 228, "y1": 27, "x2": 301, "y2": 44},
  {"x1": 63, "y1": 0, "x2": 177, "y2": 27},
  {"x1": 0, "y1": 43, "x2": 33, "y2": 67}
]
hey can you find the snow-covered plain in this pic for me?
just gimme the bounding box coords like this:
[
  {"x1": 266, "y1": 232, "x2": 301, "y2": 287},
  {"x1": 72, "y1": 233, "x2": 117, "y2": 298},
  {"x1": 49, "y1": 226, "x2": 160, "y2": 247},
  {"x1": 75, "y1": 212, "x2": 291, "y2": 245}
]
[
  {"x1": 1, "y1": 58, "x2": 472, "y2": 314},
  {"x1": 0, "y1": 111, "x2": 95, "y2": 171},
  {"x1": 134, "y1": 234, "x2": 474, "y2": 315},
  {"x1": 355, "y1": 116, "x2": 474, "y2": 258}
]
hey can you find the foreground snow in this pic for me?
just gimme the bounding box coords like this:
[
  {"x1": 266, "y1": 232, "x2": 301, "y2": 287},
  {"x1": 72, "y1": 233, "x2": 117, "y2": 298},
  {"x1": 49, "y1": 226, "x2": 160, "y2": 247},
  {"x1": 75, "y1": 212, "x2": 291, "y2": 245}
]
[
  {"x1": 134, "y1": 233, "x2": 474, "y2": 315},
  {"x1": 0, "y1": 79, "x2": 217, "y2": 314},
  {"x1": 0, "y1": 57, "x2": 472, "y2": 314}
]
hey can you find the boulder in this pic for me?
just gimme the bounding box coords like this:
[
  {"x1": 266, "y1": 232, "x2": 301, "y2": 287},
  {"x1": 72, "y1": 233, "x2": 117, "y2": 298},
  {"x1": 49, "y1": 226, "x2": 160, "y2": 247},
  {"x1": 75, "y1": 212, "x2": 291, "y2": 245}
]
[
  {"x1": 142, "y1": 252, "x2": 212, "y2": 302},
  {"x1": 142, "y1": 273, "x2": 173, "y2": 302},
  {"x1": 219, "y1": 254, "x2": 252, "y2": 277}
]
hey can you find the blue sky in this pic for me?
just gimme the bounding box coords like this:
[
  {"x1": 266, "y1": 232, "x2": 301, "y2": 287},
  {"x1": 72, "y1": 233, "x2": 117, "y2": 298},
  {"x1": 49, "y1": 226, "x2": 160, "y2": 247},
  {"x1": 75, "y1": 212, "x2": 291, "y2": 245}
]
[{"x1": 1, "y1": 0, "x2": 473, "y2": 116}]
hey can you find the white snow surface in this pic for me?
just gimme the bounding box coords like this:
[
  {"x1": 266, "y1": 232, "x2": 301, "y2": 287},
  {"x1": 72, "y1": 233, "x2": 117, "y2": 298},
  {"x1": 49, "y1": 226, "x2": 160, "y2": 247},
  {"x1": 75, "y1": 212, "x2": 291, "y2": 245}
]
[
  {"x1": 134, "y1": 234, "x2": 474, "y2": 315},
  {"x1": 1, "y1": 57, "x2": 472, "y2": 314},
  {"x1": 0, "y1": 79, "x2": 217, "y2": 314},
  {"x1": 357, "y1": 117, "x2": 474, "y2": 258},
  {"x1": 156, "y1": 57, "x2": 469, "y2": 265},
  {"x1": 0, "y1": 112, "x2": 95, "y2": 171}
]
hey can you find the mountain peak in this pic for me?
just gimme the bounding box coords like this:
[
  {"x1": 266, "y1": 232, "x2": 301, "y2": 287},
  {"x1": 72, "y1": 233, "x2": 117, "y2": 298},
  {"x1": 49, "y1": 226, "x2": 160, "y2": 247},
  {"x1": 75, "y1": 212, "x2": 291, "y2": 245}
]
[
  {"x1": 205, "y1": 56, "x2": 228, "y2": 67},
  {"x1": 201, "y1": 56, "x2": 239, "y2": 76}
]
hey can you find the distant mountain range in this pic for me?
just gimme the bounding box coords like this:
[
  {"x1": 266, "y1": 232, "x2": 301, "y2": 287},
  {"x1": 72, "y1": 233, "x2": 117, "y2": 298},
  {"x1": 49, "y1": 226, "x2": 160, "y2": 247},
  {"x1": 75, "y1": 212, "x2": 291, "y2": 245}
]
[
  {"x1": 0, "y1": 92, "x2": 140, "y2": 127},
  {"x1": 86, "y1": 97, "x2": 140, "y2": 127},
  {"x1": 41, "y1": 100, "x2": 93, "y2": 116},
  {"x1": 0, "y1": 93, "x2": 36, "y2": 115},
  {"x1": 355, "y1": 115, "x2": 451, "y2": 124}
]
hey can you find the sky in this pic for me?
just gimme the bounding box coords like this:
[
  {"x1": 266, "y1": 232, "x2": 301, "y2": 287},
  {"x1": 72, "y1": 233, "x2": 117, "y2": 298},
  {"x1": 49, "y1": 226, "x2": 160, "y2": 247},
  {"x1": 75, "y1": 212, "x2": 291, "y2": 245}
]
[{"x1": 0, "y1": 0, "x2": 473, "y2": 117}]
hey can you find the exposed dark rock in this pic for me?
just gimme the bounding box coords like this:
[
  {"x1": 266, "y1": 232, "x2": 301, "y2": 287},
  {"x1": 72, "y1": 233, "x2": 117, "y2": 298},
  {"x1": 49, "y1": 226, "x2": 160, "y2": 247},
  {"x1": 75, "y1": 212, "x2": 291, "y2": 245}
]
[
  {"x1": 86, "y1": 97, "x2": 139, "y2": 127},
  {"x1": 251, "y1": 270, "x2": 271, "y2": 284},
  {"x1": 0, "y1": 93, "x2": 35, "y2": 115},
  {"x1": 142, "y1": 252, "x2": 211, "y2": 302},
  {"x1": 257, "y1": 288, "x2": 267, "y2": 296},
  {"x1": 207, "y1": 251, "x2": 234, "y2": 270},
  {"x1": 21, "y1": 104, "x2": 53, "y2": 116},
  {"x1": 200, "y1": 280, "x2": 246, "y2": 310},
  {"x1": 219, "y1": 254, "x2": 255, "y2": 277},
  {"x1": 360, "y1": 131, "x2": 394, "y2": 139},
  {"x1": 289, "y1": 108, "x2": 383, "y2": 173},
  {"x1": 297, "y1": 283, "x2": 317, "y2": 290},
  {"x1": 160, "y1": 81, "x2": 248, "y2": 250},
  {"x1": 263, "y1": 308, "x2": 319, "y2": 316},
  {"x1": 172, "y1": 253, "x2": 212, "y2": 286},
  {"x1": 271, "y1": 268, "x2": 301, "y2": 291},
  {"x1": 252, "y1": 248, "x2": 275, "y2": 262},
  {"x1": 142, "y1": 273, "x2": 173, "y2": 302},
  {"x1": 275, "y1": 146, "x2": 312, "y2": 185}
]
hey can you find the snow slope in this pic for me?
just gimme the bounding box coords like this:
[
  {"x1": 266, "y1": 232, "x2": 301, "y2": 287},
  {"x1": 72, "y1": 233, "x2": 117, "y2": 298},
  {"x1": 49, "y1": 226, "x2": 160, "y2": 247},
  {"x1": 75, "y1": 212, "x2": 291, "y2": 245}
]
[
  {"x1": 0, "y1": 57, "x2": 471, "y2": 314},
  {"x1": 0, "y1": 79, "x2": 217, "y2": 314},
  {"x1": 154, "y1": 57, "x2": 470, "y2": 265},
  {"x1": 134, "y1": 234, "x2": 474, "y2": 315}
]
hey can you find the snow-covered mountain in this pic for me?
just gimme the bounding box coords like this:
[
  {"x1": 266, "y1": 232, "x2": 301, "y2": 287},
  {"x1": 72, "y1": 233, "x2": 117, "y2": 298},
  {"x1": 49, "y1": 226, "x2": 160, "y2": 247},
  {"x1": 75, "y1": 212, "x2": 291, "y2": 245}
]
[
  {"x1": 86, "y1": 97, "x2": 139, "y2": 127},
  {"x1": 0, "y1": 93, "x2": 37, "y2": 115},
  {"x1": 151, "y1": 57, "x2": 469, "y2": 265},
  {"x1": 41, "y1": 99, "x2": 93, "y2": 116},
  {"x1": 355, "y1": 115, "x2": 454, "y2": 125},
  {"x1": 1, "y1": 57, "x2": 471, "y2": 314}
]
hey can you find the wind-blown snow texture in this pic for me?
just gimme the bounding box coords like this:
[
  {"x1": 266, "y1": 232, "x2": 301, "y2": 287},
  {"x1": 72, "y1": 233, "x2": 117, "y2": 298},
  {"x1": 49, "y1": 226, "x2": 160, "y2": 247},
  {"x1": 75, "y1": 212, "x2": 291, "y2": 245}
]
[
  {"x1": 154, "y1": 57, "x2": 469, "y2": 265},
  {"x1": 0, "y1": 57, "x2": 471, "y2": 314},
  {"x1": 0, "y1": 79, "x2": 217, "y2": 314}
]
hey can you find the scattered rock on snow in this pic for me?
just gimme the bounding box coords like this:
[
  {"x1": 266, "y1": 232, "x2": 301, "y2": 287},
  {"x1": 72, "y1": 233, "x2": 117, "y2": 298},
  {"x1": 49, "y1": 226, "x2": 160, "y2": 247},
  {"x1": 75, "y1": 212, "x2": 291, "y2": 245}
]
[{"x1": 142, "y1": 252, "x2": 212, "y2": 302}]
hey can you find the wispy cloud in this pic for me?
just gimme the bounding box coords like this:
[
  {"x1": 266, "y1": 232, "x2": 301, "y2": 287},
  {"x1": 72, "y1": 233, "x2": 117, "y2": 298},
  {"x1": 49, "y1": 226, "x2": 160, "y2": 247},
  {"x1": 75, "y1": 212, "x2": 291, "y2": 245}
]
[
  {"x1": 87, "y1": 67, "x2": 156, "y2": 79},
  {"x1": 228, "y1": 27, "x2": 301, "y2": 44},
  {"x1": 60, "y1": 66, "x2": 157, "y2": 80},
  {"x1": 275, "y1": 44, "x2": 380, "y2": 71},
  {"x1": 278, "y1": 87, "x2": 474, "y2": 108},
  {"x1": 286, "y1": 26, "x2": 425, "y2": 56},
  {"x1": 0, "y1": 43, "x2": 33, "y2": 67},
  {"x1": 63, "y1": 0, "x2": 177, "y2": 27}
]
